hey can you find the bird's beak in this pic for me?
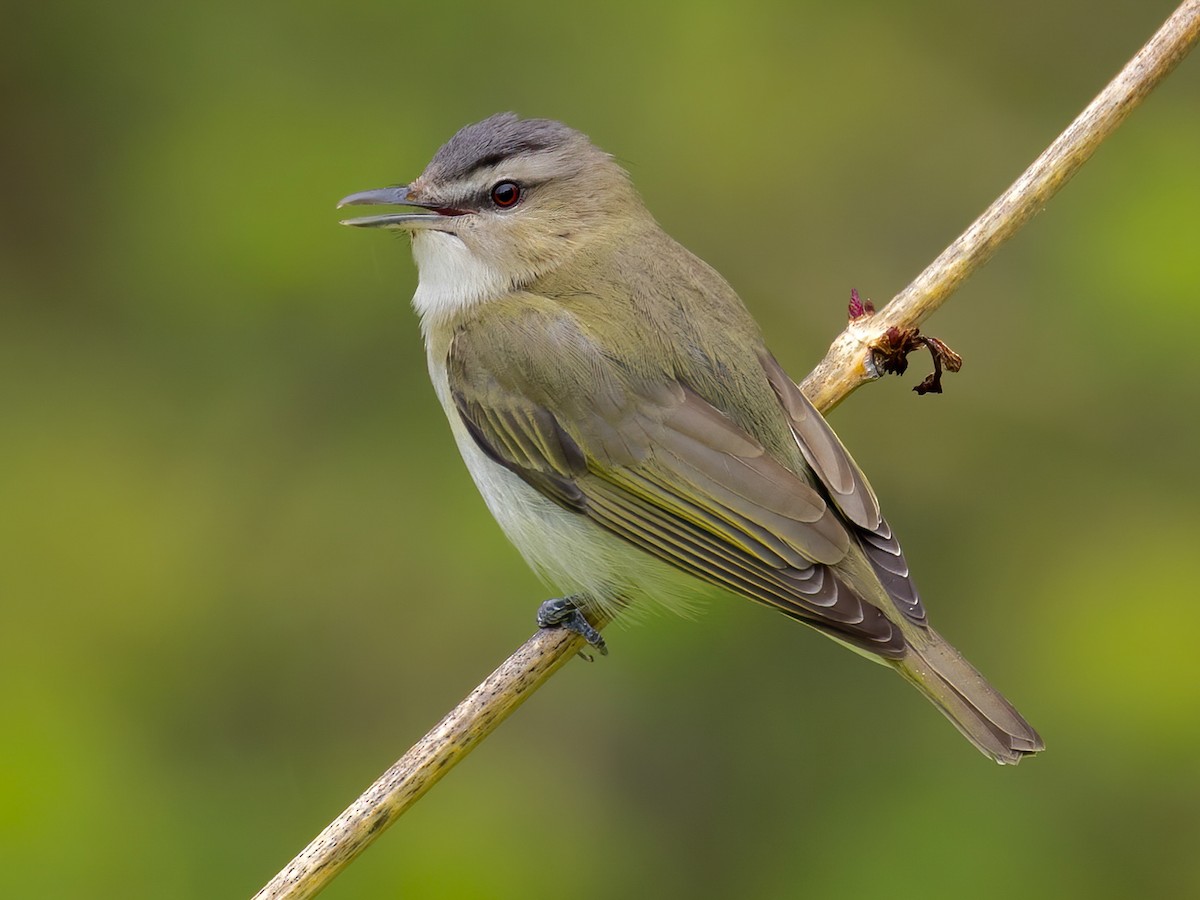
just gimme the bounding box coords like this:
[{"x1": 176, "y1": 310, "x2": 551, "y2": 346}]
[{"x1": 336, "y1": 184, "x2": 468, "y2": 230}]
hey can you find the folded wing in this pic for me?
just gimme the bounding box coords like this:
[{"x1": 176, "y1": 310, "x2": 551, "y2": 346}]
[{"x1": 449, "y1": 323, "x2": 915, "y2": 657}]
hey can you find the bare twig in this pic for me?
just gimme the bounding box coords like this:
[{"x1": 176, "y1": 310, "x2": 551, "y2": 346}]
[
  {"x1": 253, "y1": 4, "x2": 1200, "y2": 897},
  {"x1": 800, "y1": 0, "x2": 1200, "y2": 412},
  {"x1": 252, "y1": 616, "x2": 608, "y2": 900}
]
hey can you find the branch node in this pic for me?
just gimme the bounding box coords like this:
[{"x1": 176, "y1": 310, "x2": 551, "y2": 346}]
[{"x1": 869, "y1": 325, "x2": 964, "y2": 395}]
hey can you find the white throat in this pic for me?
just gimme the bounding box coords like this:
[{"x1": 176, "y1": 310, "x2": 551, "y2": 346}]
[{"x1": 410, "y1": 231, "x2": 509, "y2": 335}]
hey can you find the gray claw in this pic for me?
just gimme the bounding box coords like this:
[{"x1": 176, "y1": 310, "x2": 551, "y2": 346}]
[{"x1": 536, "y1": 596, "x2": 608, "y2": 657}]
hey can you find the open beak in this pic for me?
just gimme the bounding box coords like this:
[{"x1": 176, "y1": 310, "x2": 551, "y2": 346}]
[{"x1": 336, "y1": 185, "x2": 468, "y2": 229}]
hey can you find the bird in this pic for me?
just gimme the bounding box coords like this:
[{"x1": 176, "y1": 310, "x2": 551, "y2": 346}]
[{"x1": 337, "y1": 112, "x2": 1043, "y2": 764}]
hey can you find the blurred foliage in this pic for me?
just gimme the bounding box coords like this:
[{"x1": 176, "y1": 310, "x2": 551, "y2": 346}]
[{"x1": 2, "y1": 0, "x2": 1199, "y2": 897}]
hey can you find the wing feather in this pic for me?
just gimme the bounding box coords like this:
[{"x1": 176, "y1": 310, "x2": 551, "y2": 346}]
[{"x1": 758, "y1": 350, "x2": 927, "y2": 625}]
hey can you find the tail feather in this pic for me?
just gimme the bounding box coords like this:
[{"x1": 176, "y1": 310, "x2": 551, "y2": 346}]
[{"x1": 895, "y1": 627, "x2": 1044, "y2": 765}]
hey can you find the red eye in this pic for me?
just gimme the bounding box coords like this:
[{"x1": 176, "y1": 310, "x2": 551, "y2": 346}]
[{"x1": 491, "y1": 180, "x2": 521, "y2": 208}]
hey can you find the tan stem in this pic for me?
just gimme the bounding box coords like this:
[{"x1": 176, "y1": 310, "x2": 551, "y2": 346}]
[
  {"x1": 799, "y1": 0, "x2": 1200, "y2": 413},
  {"x1": 253, "y1": 3, "x2": 1200, "y2": 897},
  {"x1": 252, "y1": 614, "x2": 609, "y2": 900}
]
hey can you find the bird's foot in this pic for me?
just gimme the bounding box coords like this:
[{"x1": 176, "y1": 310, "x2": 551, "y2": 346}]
[{"x1": 536, "y1": 596, "x2": 608, "y2": 660}]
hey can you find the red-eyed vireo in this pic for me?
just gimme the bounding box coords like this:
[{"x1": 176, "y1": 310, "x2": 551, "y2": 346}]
[{"x1": 338, "y1": 113, "x2": 1043, "y2": 764}]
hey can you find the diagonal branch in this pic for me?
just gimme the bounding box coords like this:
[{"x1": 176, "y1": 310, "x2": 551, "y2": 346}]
[
  {"x1": 253, "y1": 3, "x2": 1200, "y2": 897},
  {"x1": 252, "y1": 620, "x2": 604, "y2": 900},
  {"x1": 800, "y1": 0, "x2": 1200, "y2": 412}
]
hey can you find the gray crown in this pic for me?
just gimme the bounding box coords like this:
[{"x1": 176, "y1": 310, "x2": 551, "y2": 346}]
[{"x1": 424, "y1": 113, "x2": 589, "y2": 182}]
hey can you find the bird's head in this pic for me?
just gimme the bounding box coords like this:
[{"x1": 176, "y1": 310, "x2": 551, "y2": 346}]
[{"x1": 339, "y1": 113, "x2": 646, "y2": 308}]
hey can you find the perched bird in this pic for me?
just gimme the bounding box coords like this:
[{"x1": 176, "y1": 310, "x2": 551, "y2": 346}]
[{"x1": 338, "y1": 113, "x2": 1043, "y2": 764}]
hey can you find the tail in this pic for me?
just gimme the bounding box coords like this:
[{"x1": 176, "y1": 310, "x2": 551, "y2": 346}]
[{"x1": 894, "y1": 627, "x2": 1044, "y2": 765}]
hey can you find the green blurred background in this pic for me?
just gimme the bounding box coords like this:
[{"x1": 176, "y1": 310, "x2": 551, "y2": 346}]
[{"x1": 3, "y1": 0, "x2": 1198, "y2": 897}]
